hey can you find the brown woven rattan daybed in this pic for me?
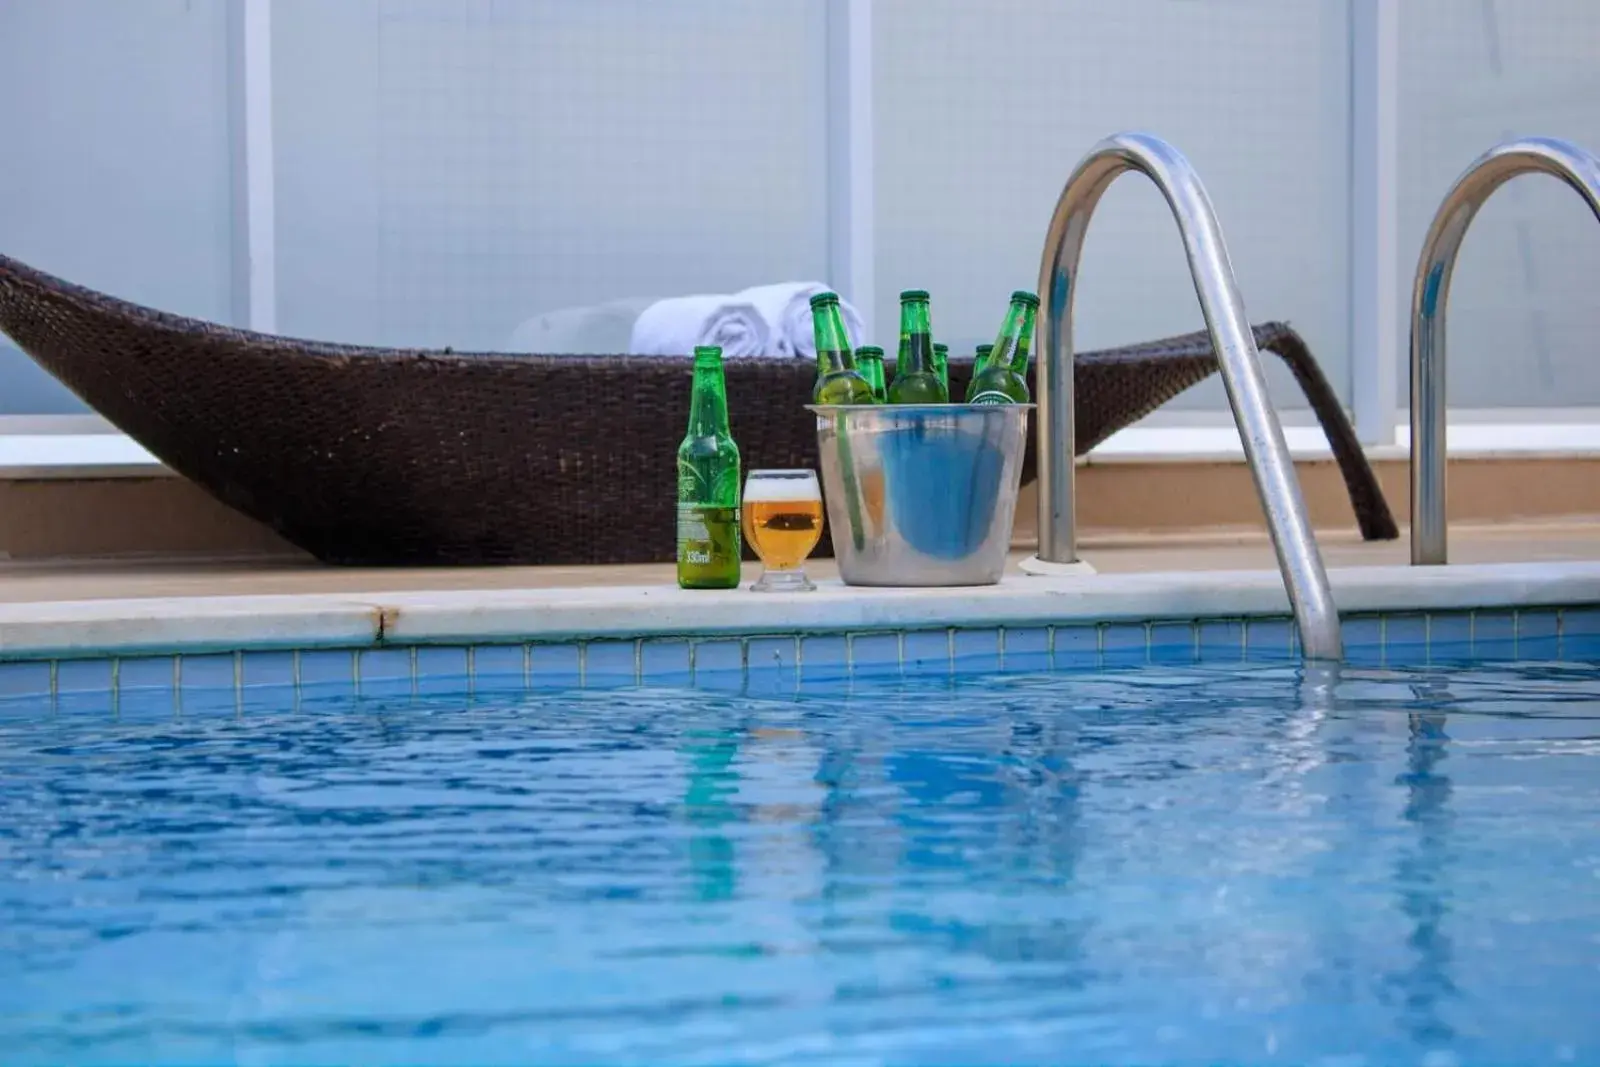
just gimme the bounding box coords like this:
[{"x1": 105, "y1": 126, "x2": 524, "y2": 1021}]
[{"x1": 0, "y1": 252, "x2": 1395, "y2": 566}]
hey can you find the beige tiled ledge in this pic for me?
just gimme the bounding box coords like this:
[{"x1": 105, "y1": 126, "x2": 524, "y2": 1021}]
[
  {"x1": 8, "y1": 452, "x2": 1600, "y2": 564},
  {"x1": 0, "y1": 516, "x2": 1595, "y2": 603}
]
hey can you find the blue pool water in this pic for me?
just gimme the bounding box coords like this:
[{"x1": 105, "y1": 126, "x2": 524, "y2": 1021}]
[{"x1": 2, "y1": 660, "x2": 1599, "y2": 1065}]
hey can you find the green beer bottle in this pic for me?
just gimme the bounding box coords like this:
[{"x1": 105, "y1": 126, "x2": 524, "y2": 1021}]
[
  {"x1": 932, "y1": 343, "x2": 950, "y2": 397},
  {"x1": 809, "y1": 292, "x2": 874, "y2": 405},
  {"x1": 964, "y1": 290, "x2": 1039, "y2": 405},
  {"x1": 855, "y1": 345, "x2": 887, "y2": 403},
  {"x1": 972, "y1": 342, "x2": 995, "y2": 376},
  {"x1": 886, "y1": 289, "x2": 948, "y2": 404},
  {"x1": 677, "y1": 345, "x2": 742, "y2": 589}
]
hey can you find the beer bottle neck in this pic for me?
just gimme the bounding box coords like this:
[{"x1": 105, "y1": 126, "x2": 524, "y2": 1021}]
[
  {"x1": 898, "y1": 298, "x2": 933, "y2": 374},
  {"x1": 990, "y1": 299, "x2": 1035, "y2": 374},
  {"x1": 811, "y1": 303, "x2": 852, "y2": 375},
  {"x1": 686, "y1": 358, "x2": 730, "y2": 436},
  {"x1": 1005, "y1": 302, "x2": 1037, "y2": 373}
]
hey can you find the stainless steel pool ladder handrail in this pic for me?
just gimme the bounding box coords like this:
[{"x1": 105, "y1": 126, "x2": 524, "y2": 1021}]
[
  {"x1": 1410, "y1": 136, "x2": 1600, "y2": 565},
  {"x1": 1032, "y1": 131, "x2": 1343, "y2": 662}
]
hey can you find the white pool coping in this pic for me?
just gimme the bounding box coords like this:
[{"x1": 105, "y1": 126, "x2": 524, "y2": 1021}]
[{"x1": 0, "y1": 559, "x2": 1597, "y2": 660}]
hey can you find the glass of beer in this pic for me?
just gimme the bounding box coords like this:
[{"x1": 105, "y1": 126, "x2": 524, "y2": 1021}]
[{"x1": 742, "y1": 469, "x2": 824, "y2": 592}]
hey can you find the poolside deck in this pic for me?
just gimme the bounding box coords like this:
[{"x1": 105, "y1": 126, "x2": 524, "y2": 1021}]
[
  {"x1": 0, "y1": 518, "x2": 1593, "y2": 604},
  {"x1": 3, "y1": 437, "x2": 1600, "y2": 664}
]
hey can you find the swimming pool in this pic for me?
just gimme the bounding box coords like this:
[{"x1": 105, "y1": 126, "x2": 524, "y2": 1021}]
[{"x1": 2, "y1": 657, "x2": 1597, "y2": 1064}]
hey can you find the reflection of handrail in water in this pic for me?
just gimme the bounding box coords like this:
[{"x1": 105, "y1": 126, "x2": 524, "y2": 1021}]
[
  {"x1": 1257, "y1": 662, "x2": 1342, "y2": 790},
  {"x1": 1390, "y1": 710, "x2": 1458, "y2": 1045},
  {"x1": 1298, "y1": 661, "x2": 1341, "y2": 713}
]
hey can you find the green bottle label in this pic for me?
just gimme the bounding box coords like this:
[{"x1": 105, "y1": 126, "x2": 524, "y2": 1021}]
[
  {"x1": 677, "y1": 503, "x2": 741, "y2": 583},
  {"x1": 968, "y1": 390, "x2": 1014, "y2": 405}
]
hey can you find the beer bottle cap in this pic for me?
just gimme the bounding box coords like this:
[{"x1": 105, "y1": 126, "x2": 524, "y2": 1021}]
[
  {"x1": 976, "y1": 343, "x2": 995, "y2": 354},
  {"x1": 899, "y1": 289, "x2": 930, "y2": 301},
  {"x1": 856, "y1": 345, "x2": 884, "y2": 357},
  {"x1": 933, "y1": 343, "x2": 948, "y2": 353},
  {"x1": 1011, "y1": 290, "x2": 1041, "y2": 307},
  {"x1": 693, "y1": 345, "x2": 722, "y2": 359},
  {"x1": 808, "y1": 291, "x2": 840, "y2": 308}
]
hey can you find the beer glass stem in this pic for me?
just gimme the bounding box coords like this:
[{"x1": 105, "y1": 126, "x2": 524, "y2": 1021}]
[{"x1": 752, "y1": 564, "x2": 814, "y2": 593}]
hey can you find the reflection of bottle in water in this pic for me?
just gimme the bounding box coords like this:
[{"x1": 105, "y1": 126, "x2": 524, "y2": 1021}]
[
  {"x1": 684, "y1": 732, "x2": 741, "y2": 903},
  {"x1": 737, "y1": 725, "x2": 827, "y2": 965}
]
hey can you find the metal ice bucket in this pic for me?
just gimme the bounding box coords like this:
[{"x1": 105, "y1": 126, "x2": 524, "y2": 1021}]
[{"x1": 807, "y1": 403, "x2": 1033, "y2": 587}]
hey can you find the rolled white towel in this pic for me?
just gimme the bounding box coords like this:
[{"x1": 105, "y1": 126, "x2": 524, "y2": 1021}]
[
  {"x1": 505, "y1": 296, "x2": 653, "y2": 354},
  {"x1": 628, "y1": 294, "x2": 773, "y2": 358},
  {"x1": 734, "y1": 281, "x2": 865, "y2": 359}
]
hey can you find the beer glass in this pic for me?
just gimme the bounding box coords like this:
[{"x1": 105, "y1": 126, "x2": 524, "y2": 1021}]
[{"x1": 741, "y1": 469, "x2": 824, "y2": 592}]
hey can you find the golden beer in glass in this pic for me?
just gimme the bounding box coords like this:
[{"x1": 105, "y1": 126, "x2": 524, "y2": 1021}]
[{"x1": 741, "y1": 469, "x2": 824, "y2": 592}]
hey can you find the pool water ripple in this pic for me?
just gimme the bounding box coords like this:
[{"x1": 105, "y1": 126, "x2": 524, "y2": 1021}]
[{"x1": 1, "y1": 661, "x2": 1598, "y2": 1064}]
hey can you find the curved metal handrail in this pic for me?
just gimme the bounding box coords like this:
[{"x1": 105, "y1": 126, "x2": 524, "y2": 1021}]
[
  {"x1": 1030, "y1": 131, "x2": 1343, "y2": 662},
  {"x1": 1410, "y1": 136, "x2": 1600, "y2": 565}
]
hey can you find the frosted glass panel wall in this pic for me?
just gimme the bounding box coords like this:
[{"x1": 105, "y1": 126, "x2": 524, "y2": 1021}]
[
  {"x1": 873, "y1": 0, "x2": 1353, "y2": 414},
  {"x1": 0, "y1": 0, "x2": 233, "y2": 413},
  {"x1": 1399, "y1": 0, "x2": 1600, "y2": 409},
  {"x1": 272, "y1": 0, "x2": 829, "y2": 353}
]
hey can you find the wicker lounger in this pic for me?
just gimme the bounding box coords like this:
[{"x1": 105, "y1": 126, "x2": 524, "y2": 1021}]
[{"x1": 0, "y1": 253, "x2": 1395, "y2": 567}]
